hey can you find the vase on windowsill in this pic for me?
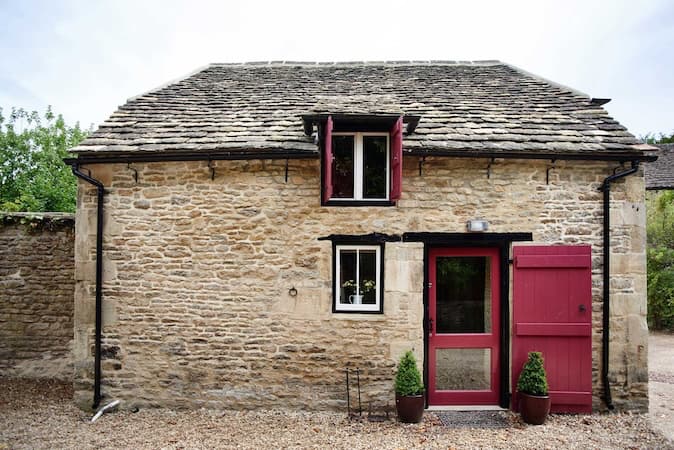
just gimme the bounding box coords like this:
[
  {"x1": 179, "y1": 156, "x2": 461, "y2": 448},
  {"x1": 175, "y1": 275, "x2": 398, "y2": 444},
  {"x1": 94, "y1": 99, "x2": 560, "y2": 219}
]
[{"x1": 349, "y1": 294, "x2": 363, "y2": 304}]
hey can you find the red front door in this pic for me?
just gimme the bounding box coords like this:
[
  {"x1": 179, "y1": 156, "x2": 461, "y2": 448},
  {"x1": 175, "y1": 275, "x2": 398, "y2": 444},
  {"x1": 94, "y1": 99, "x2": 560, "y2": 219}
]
[{"x1": 428, "y1": 247, "x2": 500, "y2": 405}]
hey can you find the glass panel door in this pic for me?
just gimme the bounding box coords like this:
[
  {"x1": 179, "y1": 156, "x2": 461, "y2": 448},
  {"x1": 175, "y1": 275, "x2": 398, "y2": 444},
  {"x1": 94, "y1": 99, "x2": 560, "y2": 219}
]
[
  {"x1": 436, "y1": 256, "x2": 491, "y2": 334},
  {"x1": 428, "y1": 248, "x2": 500, "y2": 405}
]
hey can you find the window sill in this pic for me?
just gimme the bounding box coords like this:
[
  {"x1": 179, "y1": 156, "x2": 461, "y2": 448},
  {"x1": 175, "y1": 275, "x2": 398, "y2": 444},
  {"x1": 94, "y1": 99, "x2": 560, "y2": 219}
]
[
  {"x1": 324, "y1": 200, "x2": 395, "y2": 207},
  {"x1": 332, "y1": 309, "x2": 386, "y2": 316}
]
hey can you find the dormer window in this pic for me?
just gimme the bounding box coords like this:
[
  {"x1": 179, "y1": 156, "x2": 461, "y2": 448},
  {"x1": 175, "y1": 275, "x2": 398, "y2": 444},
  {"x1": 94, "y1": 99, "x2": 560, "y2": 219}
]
[
  {"x1": 320, "y1": 115, "x2": 404, "y2": 206},
  {"x1": 332, "y1": 133, "x2": 389, "y2": 200}
]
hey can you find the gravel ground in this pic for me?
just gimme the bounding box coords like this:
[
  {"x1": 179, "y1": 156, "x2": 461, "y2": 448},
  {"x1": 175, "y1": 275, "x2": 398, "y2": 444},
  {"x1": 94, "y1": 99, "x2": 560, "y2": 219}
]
[
  {"x1": 650, "y1": 332, "x2": 674, "y2": 442},
  {"x1": 1, "y1": 378, "x2": 672, "y2": 450}
]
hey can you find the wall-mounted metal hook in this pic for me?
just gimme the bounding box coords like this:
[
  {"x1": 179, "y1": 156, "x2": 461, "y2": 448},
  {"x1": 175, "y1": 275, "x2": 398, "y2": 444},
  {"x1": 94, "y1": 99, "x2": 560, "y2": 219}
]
[
  {"x1": 127, "y1": 162, "x2": 138, "y2": 184},
  {"x1": 208, "y1": 159, "x2": 215, "y2": 180}
]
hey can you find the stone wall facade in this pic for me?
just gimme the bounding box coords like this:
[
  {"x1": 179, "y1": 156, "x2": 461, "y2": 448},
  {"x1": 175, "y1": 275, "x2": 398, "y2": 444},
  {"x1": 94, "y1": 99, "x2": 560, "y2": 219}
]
[
  {"x1": 73, "y1": 157, "x2": 648, "y2": 411},
  {"x1": 0, "y1": 213, "x2": 75, "y2": 379}
]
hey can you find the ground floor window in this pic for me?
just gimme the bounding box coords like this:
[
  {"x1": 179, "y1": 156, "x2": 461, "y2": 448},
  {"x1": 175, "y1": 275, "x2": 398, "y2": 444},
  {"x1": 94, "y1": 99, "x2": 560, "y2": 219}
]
[{"x1": 334, "y1": 244, "x2": 383, "y2": 313}]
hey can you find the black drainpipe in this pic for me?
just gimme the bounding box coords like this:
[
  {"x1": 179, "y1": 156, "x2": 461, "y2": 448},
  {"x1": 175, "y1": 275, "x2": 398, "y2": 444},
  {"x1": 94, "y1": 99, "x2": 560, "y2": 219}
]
[
  {"x1": 71, "y1": 165, "x2": 105, "y2": 410},
  {"x1": 598, "y1": 160, "x2": 639, "y2": 411}
]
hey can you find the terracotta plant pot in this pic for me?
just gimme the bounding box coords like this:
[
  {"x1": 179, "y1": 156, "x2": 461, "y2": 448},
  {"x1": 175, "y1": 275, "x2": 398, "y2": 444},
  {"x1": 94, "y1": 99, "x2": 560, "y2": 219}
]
[
  {"x1": 519, "y1": 392, "x2": 551, "y2": 425},
  {"x1": 395, "y1": 393, "x2": 424, "y2": 423}
]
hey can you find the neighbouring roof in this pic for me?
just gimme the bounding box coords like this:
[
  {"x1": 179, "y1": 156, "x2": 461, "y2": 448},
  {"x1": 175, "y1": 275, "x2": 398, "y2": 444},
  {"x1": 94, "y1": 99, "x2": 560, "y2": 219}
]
[
  {"x1": 71, "y1": 61, "x2": 645, "y2": 161},
  {"x1": 645, "y1": 144, "x2": 674, "y2": 190}
]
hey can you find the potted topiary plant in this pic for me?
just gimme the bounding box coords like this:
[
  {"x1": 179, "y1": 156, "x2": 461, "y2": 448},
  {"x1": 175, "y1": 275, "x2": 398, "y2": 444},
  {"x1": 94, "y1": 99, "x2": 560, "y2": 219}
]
[
  {"x1": 394, "y1": 350, "x2": 425, "y2": 423},
  {"x1": 516, "y1": 351, "x2": 551, "y2": 425}
]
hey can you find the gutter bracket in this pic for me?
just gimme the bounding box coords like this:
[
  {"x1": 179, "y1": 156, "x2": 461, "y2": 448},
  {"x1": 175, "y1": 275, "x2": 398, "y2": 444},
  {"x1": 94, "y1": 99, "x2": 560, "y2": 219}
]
[
  {"x1": 127, "y1": 163, "x2": 138, "y2": 184},
  {"x1": 487, "y1": 158, "x2": 495, "y2": 179},
  {"x1": 546, "y1": 159, "x2": 556, "y2": 185},
  {"x1": 418, "y1": 156, "x2": 426, "y2": 177},
  {"x1": 208, "y1": 159, "x2": 215, "y2": 181}
]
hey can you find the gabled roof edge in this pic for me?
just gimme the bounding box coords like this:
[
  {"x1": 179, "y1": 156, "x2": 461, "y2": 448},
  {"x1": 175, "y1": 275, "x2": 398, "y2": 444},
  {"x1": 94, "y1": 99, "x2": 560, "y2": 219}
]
[
  {"x1": 126, "y1": 64, "x2": 213, "y2": 103},
  {"x1": 503, "y1": 62, "x2": 591, "y2": 99}
]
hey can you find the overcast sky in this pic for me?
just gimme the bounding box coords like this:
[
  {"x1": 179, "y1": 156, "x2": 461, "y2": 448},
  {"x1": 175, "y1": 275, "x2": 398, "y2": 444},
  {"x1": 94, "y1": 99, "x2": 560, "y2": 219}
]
[{"x1": 1, "y1": 0, "x2": 672, "y2": 138}]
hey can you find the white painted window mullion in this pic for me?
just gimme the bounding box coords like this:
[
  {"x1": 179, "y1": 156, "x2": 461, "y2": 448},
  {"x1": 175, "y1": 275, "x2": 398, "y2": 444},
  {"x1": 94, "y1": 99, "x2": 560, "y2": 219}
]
[
  {"x1": 355, "y1": 249, "x2": 360, "y2": 296},
  {"x1": 354, "y1": 133, "x2": 363, "y2": 200}
]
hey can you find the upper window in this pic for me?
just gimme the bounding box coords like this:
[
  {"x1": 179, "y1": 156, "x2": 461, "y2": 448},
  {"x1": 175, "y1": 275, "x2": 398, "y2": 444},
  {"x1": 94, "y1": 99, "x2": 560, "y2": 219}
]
[
  {"x1": 322, "y1": 116, "x2": 403, "y2": 205},
  {"x1": 332, "y1": 133, "x2": 389, "y2": 200},
  {"x1": 334, "y1": 244, "x2": 383, "y2": 313}
]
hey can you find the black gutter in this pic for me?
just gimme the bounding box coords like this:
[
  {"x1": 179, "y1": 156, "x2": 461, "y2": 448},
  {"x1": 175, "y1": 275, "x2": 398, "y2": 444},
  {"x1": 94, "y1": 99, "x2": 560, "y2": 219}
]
[
  {"x1": 598, "y1": 160, "x2": 640, "y2": 411},
  {"x1": 64, "y1": 150, "x2": 318, "y2": 166},
  {"x1": 70, "y1": 165, "x2": 105, "y2": 410},
  {"x1": 406, "y1": 149, "x2": 657, "y2": 163}
]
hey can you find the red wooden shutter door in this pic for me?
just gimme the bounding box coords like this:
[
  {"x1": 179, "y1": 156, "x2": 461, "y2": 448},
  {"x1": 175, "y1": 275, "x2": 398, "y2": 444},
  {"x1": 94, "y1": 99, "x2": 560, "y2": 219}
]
[
  {"x1": 512, "y1": 245, "x2": 593, "y2": 413},
  {"x1": 322, "y1": 116, "x2": 333, "y2": 203},
  {"x1": 390, "y1": 116, "x2": 403, "y2": 200}
]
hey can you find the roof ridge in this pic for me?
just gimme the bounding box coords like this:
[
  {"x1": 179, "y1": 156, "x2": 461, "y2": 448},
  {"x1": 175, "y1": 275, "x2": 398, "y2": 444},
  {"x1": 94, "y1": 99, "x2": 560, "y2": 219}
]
[
  {"x1": 124, "y1": 61, "x2": 507, "y2": 103},
  {"x1": 208, "y1": 60, "x2": 504, "y2": 67}
]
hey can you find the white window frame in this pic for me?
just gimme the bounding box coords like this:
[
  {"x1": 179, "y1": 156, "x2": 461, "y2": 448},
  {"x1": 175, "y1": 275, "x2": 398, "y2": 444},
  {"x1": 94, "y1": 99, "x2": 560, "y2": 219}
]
[
  {"x1": 332, "y1": 132, "x2": 390, "y2": 201},
  {"x1": 334, "y1": 244, "x2": 382, "y2": 313}
]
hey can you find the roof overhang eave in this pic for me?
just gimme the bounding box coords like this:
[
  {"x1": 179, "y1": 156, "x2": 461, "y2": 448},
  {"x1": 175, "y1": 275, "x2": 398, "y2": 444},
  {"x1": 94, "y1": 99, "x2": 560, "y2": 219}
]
[{"x1": 64, "y1": 148, "x2": 320, "y2": 166}]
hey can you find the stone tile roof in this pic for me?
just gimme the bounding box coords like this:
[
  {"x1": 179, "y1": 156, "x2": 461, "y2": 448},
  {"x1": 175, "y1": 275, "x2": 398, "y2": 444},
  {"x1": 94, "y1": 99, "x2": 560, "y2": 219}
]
[
  {"x1": 645, "y1": 144, "x2": 674, "y2": 189},
  {"x1": 73, "y1": 61, "x2": 643, "y2": 158}
]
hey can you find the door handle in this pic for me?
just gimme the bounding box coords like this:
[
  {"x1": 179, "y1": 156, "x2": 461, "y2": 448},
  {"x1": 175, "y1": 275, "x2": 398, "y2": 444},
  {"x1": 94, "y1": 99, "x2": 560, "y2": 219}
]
[{"x1": 579, "y1": 304, "x2": 586, "y2": 312}]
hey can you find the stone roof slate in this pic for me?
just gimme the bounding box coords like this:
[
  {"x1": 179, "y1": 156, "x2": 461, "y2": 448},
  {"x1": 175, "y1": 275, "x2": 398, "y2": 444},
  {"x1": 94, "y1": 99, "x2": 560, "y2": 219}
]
[
  {"x1": 645, "y1": 144, "x2": 674, "y2": 190},
  {"x1": 73, "y1": 61, "x2": 642, "y2": 158}
]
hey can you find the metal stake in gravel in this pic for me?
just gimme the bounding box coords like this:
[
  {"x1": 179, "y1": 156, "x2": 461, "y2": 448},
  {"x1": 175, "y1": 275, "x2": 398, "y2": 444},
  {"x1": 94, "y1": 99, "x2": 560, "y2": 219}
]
[
  {"x1": 356, "y1": 368, "x2": 362, "y2": 417},
  {"x1": 345, "y1": 367, "x2": 362, "y2": 419},
  {"x1": 345, "y1": 369, "x2": 350, "y2": 417}
]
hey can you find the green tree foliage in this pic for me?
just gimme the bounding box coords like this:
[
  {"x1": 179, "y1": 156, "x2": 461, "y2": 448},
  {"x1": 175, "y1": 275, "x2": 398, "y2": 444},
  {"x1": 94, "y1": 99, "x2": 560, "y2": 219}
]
[
  {"x1": 516, "y1": 352, "x2": 549, "y2": 396},
  {"x1": 0, "y1": 107, "x2": 87, "y2": 212},
  {"x1": 647, "y1": 190, "x2": 674, "y2": 330},
  {"x1": 394, "y1": 350, "x2": 424, "y2": 396},
  {"x1": 643, "y1": 132, "x2": 674, "y2": 144}
]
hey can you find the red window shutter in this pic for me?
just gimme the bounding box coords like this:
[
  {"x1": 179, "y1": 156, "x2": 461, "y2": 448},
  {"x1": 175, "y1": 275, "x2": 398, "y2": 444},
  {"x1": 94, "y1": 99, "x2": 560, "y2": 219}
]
[
  {"x1": 322, "y1": 116, "x2": 334, "y2": 203},
  {"x1": 512, "y1": 245, "x2": 593, "y2": 414},
  {"x1": 390, "y1": 116, "x2": 403, "y2": 200}
]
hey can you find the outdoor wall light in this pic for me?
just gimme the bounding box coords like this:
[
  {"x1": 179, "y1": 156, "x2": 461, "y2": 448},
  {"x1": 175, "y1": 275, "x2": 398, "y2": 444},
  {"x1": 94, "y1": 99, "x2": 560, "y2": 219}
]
[
  {"x1": 467, "y1": 220, "x2": 489, "y2": 232},
  {"x1": 288, "y1": 286, "x2": 298, "y2": 297}
]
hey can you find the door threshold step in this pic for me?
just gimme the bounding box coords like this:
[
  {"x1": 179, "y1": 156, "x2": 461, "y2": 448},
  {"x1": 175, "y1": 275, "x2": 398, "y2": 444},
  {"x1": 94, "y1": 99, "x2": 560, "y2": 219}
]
[{"x1": 427, "y1": 405, "x2": 507, "y2": 411}]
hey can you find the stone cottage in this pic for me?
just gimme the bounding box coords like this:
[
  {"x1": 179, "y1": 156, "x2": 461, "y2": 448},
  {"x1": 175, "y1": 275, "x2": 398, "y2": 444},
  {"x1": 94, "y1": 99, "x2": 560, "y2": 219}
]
[{"x1": 65, "y1": 61, "x2": 652, "y2": 413}]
